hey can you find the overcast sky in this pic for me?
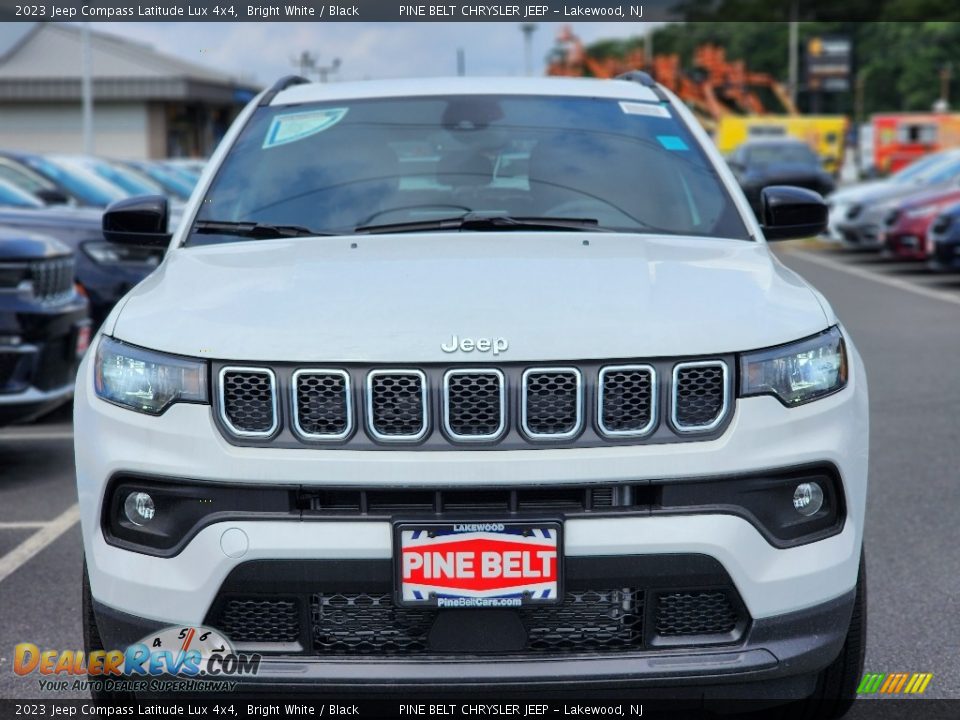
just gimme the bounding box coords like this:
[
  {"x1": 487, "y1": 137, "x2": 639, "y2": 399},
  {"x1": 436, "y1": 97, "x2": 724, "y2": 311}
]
[{"x1": 90, "y1": 22, "x2": 662, "y2": 85}]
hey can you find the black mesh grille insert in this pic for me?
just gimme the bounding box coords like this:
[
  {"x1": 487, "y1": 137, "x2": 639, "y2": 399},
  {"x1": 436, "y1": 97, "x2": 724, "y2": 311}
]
[
  {"x1": 600, "y1": 367, "x2": 654, "y2": 434},
  {"x1": 655, "y1": 591, "x2": 738, "y2": 636},
  {"x1": 519, "y1": 588, "x2": 643, "y2": 652},
  {"x1": 295, "y1": 371, "x2": 349, "y2": 437},
  {"x1": 308, "y1": 589, "x2": 644, "y2": 655},
  {"x1": 524, "y1": 370, "x2": 580, "y2": 436},
  {"x1": 445, "y1": 371, "x2": 503, "y2": 438},
  {"x1": 28, "y1": 256, "x2": 74, "y2": 301},
  {"x1": 674, "y1": 364, "x2": 725, "y2": 429},
  {"x1": 369, "y1": 372, "x2": 425, "y2": 438},
  {"x1": 214, "y1": 598, "x2": 300, "y2": 643},
  {"x1": 311, "y1": 593, "x2": 434, "y2": 654},
  {"x1": 222, "y1": 370, "x2": 275, "y2": 435},
  {"x1": 0, "y1": 353, "x2": 21, "y2": 389}
]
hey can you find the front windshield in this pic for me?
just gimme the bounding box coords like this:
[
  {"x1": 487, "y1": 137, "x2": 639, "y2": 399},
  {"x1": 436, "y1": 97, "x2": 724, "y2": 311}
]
[
  {"x1": 72, "y1": 158, "x2": 164, "y2": 196},
  {"x1": 192, "y1": 94, "x2": 749, "y2": 242},
  {"x1": 890, "y1": 152, "x2": 950, "y2": 183},
  {"x1": 0, "y1": 178, "x2": 43, "y2": 208},
  {"x1": 920, "y1": 156, "x2": 960, "y2": 185},
  {"x1": 25, "y1": 156, "x2": 126, "y2": 206}
]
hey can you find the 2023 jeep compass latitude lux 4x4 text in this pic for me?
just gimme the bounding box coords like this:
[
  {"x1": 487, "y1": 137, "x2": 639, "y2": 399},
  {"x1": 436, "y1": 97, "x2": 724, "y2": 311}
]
[{"x1": 76, "y1": 75, "x2": 867, "y2": 714}]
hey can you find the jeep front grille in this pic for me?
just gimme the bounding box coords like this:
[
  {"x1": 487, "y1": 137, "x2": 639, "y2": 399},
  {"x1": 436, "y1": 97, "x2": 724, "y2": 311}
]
[
  {"x1": 28, "y1": 256, "x2": 74, "y2": 302},
  {"x1": 219, "y1": 367, "x2": 278, "y2": 437},
  {"x1": 215, "y1": 358, "x2": 732, "y2": 448}
]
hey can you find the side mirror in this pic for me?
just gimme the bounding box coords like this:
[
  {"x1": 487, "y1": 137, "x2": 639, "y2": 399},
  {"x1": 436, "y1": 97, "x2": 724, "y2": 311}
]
[
  {"x1": 759, "y1": 185, "x2": 828, "y2": 241},
  {"x1": 102, "y1": 195, "x2": 171, "y2": 247},
  {"x1": 35, "y1": 188, "x2": 70, "y2": 206}
]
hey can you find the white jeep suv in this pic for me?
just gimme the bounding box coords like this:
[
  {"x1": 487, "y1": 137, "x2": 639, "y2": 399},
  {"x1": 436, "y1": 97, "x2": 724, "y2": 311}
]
[{"x1": 75, "y1": 74, "x2": 867, "y2": 713}]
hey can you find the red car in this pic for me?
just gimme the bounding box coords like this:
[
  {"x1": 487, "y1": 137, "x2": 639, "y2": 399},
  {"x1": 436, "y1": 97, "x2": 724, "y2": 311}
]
[{"x1": 882, "y1": 185, "x2": 960, "y2": 260}]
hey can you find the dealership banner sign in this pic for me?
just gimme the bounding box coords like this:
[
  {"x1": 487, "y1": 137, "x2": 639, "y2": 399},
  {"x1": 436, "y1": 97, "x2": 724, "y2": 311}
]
[{"x1": 3, "y1": 0, "x2": 958, "y2": 22}]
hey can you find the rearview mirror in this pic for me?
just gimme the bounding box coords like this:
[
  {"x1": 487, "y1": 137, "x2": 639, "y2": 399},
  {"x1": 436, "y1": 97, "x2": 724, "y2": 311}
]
[
  {"x1": 759, "y1": 186, "x2": 828, "y2": 241},
  {"x1": 102, "y1": 195, "x2": 171, "y2": 247}
]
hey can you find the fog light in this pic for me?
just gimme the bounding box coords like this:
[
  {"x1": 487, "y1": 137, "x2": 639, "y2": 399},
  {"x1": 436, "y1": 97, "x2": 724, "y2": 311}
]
[
  {"x1": 793, "y1": 482, "x2": 824, "y2": 516},
  {"x1": 124, "y1": 492, "x2": 155, "y2": 526}
]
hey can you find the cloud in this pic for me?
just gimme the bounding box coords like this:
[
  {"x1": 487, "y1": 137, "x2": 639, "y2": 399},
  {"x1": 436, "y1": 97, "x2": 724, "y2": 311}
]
[{"x1": 91, "y1": 21, "x2": 663, "y2": 85}]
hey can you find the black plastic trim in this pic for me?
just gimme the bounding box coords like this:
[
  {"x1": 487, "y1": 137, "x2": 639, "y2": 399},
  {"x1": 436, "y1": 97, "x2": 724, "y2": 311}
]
[{"x1": 258, "y1": 75, "x2": 310, "y2": 106}]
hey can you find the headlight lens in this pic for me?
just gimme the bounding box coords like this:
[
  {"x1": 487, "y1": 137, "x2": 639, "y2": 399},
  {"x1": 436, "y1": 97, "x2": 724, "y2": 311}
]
[
  {"x1": 94, "y1": 336, "x2": 208, "y2": 415},
  {"x1": 740, "y1": 327, "x2": 847, "y2": 406}
]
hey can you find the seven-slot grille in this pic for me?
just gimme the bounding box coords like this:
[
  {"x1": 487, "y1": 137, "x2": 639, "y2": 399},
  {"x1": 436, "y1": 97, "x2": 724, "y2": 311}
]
[
  {"x1": 29, "y1": 256, "x2": 74, "y2": 302},
  {"x1": 217, "y1": 360, "x2": 730, "y2": 446}
]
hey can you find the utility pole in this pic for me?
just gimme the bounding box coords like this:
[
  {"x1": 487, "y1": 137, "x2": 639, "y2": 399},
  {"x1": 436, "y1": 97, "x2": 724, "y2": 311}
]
[
  {"x1": 291, "y1": 51, "x2": 340, "y2": 83},
  {"x1": 456, "y1": 48, "x2": 466, "y2": 77},
  {"x1": 81, "y1": 22, "x2": 94, "y2": 155},
  {"x1": 788, "y1": 0, "x2": 799, "y2": 109},
  {"x1": 316, "y1": 58, "x2": 341, "y2": 83},
  {"x1": 645, "y1": 26, "x2": 653, "y2": 71},
  {"x1": 520, "y1": 23, "x2": 538, "y2": 76}
]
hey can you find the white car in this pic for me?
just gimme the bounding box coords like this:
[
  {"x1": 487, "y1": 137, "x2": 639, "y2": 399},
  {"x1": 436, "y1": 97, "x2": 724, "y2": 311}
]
[{"x1": 75, "y1": 75, "x2": 867, "y2": 713}]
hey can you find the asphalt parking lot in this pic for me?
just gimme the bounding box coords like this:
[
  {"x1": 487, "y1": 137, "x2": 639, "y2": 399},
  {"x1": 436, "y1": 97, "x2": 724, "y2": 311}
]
[{"x1": 0, "y1": 242, "x2": 958, "y2": 704}]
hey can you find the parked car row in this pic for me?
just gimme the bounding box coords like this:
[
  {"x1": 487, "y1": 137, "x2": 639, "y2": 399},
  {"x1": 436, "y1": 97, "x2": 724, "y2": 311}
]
[
  {"x1": 823, "y1": 148, "x2": 960, "y2": 269},
  {"x1": 0, "y1": 152, "x2": 206, "y2": 425}
]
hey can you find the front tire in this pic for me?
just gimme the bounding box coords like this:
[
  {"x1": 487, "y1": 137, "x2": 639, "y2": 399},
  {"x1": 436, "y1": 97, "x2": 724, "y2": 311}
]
[{"x1": 785, "y1": 549, "x2": 867, "y2": 720}]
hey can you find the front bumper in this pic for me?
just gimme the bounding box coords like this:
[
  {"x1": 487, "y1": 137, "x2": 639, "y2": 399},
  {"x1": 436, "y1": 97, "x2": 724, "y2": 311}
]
[
  {"x1": 930, "y1": 239, "x2": 960, "y2": 270},
  {"x1": 835, "y1": 219, "x2": 884, "y2": 248}
]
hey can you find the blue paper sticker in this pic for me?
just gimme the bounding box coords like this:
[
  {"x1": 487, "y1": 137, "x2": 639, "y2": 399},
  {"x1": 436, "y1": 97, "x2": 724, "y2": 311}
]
[
  {"x1": 263, "y1": 108, "x2": 349, "y2": 149},
  {"x1": 657, "y1": 135, "x2": 689, "y2": 151}
]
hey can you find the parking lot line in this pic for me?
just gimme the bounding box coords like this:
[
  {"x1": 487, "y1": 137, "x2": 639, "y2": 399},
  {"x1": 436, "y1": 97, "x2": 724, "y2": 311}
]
[
  {"x1": 0, "y1": 429, "x2": 73, "y2": 441},
  {"x1": 786, "y1": 249, "x2": 960, "y2": 308},
  {"x1": 0, "y1": 522, "x2": 46, "y2": 529},
  {"x1": 0, "y1": 504, "x2": 80, "y2": 585}
]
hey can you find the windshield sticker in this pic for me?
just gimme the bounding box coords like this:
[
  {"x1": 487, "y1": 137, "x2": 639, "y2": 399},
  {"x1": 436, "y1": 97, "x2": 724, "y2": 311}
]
[
  {"x1": 657, "y1": 135, "x2": 689, "y2": 151},
  {"x1": 619, "y1": 101, "x2": 671, "y2": 119},
  {"x1": 263, "y1": 108, "x2": 349, "y2": 149}
]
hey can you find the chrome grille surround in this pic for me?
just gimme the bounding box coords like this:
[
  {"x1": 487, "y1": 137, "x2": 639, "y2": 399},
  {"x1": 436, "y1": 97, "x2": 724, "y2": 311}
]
[
  {"x1": 597, "y1": 364, "x2": 657, "y2": 438},
  {"x1": 442, "y1": 368, "x2": 506, "y2": 442},
  {"x1": 291, "y1": 368, "x2": 353, "y2": 441},
  {"x1": 671, "y1": 360, "x2": 729, "y2": 433},
  {"x1": 218, "y1": 366, "x2": 279, "y2": 438},
  {"x1": 365, "y1": 369, "x2": 428, "y2": 442},
  {"x1": 521, "y1": 367, "x2": 583, "y2": 441}
]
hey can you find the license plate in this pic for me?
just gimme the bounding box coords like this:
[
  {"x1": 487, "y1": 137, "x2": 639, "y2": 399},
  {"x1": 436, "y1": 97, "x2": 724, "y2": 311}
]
[{"x1": 395, "y1": 522, "x2": 561, "y2": 608}]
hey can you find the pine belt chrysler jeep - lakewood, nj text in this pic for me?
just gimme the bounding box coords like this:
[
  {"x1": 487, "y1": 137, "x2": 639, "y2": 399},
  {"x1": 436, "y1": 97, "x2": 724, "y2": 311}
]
[{"x1": 75, "y1": 74, "x2": 868, "y2": 715}]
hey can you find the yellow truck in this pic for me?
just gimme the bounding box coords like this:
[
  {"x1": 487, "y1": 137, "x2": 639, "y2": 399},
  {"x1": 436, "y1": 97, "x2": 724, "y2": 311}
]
[{"x1": 715, "y1": 115, "x2": 848, "y2": 174}]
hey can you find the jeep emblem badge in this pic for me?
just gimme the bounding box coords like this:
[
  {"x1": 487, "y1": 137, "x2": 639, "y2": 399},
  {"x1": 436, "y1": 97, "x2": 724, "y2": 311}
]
[{"x1": 441, "y1": 335, "x2": 509, "y2": 356}]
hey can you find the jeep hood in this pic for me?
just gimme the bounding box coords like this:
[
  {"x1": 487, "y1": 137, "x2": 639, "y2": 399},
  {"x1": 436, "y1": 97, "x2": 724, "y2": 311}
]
[{"x1": 111, "y1": 233, "x2": 830, "y2": 362}]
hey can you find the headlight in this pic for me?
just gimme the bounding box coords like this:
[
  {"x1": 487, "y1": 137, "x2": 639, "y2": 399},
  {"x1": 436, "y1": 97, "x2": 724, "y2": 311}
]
[
  {"x1": 740, "y1": 327, "x2": 847, "y2": 406},
  {"x1": 905, "y1": 204, "x2": 940, "y2": 220},
  {"x1": 94, "y1": 336, "x2": 208, "y2": 415},
  {"x1": 82, "y1": 241, "x2": 162, "y2": 267}
]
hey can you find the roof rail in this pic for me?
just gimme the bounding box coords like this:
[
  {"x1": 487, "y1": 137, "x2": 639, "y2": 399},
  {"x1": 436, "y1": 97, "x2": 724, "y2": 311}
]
[
  {"x1": 259, "y1": 75, "x2": 311, "y2": 106},
  {"x1": 615, "y1": 70, "x2": 669, "y2": 101}
]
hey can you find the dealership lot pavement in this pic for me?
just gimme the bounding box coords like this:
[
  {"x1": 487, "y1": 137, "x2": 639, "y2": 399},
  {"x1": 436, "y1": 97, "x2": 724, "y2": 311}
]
[{"x1": 0, "y1": 244, "x2": 958, "y2": 703}]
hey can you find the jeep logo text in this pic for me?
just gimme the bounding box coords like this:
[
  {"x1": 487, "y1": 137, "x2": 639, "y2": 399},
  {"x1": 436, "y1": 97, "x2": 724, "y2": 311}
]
[{"x1": 441, "y1": 335, "x2": 509, "y2": 356}]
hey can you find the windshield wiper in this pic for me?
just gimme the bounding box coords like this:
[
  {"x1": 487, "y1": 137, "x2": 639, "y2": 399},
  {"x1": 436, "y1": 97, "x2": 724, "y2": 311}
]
[
  {"x1": 353, "y1": 214, "x2": 609, "y2": 235},
  {"x1": 193, "y1": 220, "x2": 334, "y2": 240}
]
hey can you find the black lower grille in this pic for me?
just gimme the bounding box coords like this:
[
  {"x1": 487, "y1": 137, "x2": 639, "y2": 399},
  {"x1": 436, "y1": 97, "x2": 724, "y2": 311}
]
[
  {"x1": 0, "y1": 353, "x2": 21, "y2": 389},
  {"x1": 214, "y1": 598, "x2": 301, "y2": 644},
  {"x1": 655, "y1": 591, "x2": 738, "y2": 636},
  {"x1": 308, "y1": 589, "x2": 644, "y2": 655}
]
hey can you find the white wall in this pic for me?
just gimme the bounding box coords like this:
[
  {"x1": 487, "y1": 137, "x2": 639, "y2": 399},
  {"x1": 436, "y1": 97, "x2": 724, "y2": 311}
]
[{"x1": 0, "y1": 102, "x2": 150, "y2": 158}]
